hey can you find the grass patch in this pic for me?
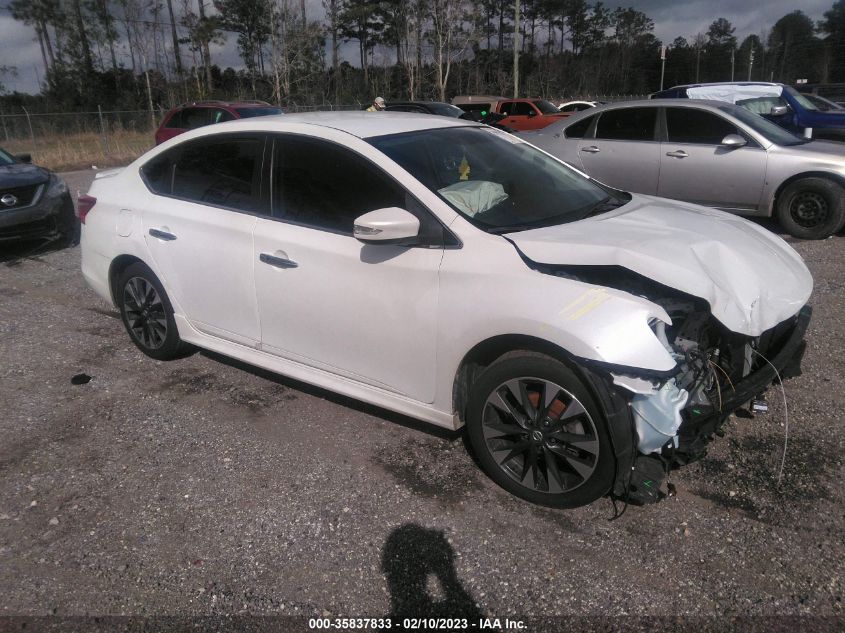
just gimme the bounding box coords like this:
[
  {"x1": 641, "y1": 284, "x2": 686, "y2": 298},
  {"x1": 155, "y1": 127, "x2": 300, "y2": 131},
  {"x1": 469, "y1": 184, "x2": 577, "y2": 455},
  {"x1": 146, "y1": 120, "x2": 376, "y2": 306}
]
[{"x1": 4, "y1": 129, "x2": 153, "y2": 172}]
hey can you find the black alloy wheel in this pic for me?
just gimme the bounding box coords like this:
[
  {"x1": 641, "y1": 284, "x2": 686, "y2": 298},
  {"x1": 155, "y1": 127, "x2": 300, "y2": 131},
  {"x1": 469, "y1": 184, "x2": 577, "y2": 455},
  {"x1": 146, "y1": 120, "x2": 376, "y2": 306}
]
[
  {"x1": 466, "y1": 356, "x2": 615, "y2": 508},
  {"x1": 116, "y1": 262, "x2": 193, "y2": 361}
]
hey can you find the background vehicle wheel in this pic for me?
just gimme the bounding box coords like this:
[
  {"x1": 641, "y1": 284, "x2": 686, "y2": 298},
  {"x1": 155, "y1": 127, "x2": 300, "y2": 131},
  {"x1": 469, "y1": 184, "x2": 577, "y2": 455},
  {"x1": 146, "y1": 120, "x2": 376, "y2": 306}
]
[
  {"x1": 55, "y1": 194, "x2": 80, "y2": 248},
  {"x1": 116, "y1": 262, "x2": 193, "y2": 361},
  {"x1": 465, "y1": 356, "x2": 615, "y2": 508},
  {"x1": 776, "y1": 177, "x2": 845, "y2": 240}
]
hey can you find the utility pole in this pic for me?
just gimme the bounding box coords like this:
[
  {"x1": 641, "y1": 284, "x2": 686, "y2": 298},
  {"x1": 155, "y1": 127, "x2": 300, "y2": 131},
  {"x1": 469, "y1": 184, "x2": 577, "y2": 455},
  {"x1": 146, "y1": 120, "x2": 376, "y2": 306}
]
[
  {"x1": 747, "y1": 45, "x2": 755, "y2": 81},
  {"x1": 513, "y1": 0, "x2": 520, "y2": 98},
  {"x1": 695, "y1": 46, "x2": 702, "y2": 83},
  {"x1": 730, "y1": 47, "x2": 735, "y2": 81},
  {"x1": 659, "y1": 46, "x2": 666, "y2": 90}
]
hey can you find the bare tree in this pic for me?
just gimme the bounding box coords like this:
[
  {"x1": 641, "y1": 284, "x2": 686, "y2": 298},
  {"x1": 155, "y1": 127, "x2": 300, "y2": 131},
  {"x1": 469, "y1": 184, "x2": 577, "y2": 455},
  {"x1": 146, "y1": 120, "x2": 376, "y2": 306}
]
[{"x1": 429, "y1": 0, "x2": 477, "y2": 101}]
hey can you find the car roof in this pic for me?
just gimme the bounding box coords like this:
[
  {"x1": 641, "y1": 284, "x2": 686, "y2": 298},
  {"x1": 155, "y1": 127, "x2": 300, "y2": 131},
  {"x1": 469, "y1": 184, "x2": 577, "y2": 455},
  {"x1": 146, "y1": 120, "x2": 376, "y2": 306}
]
[
  {"x1": 200, "y1": 111, "x2": 480, "y2": 139},
  {"x1": 667, "y1": 81, "x2": 781, "y2": 90}
]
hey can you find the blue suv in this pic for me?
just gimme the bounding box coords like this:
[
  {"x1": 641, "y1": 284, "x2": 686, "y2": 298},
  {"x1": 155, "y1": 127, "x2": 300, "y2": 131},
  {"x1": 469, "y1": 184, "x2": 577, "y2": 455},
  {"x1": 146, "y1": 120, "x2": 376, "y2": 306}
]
[{"x1": 652, "y1": 82, "x2": 845, "y2": 141}]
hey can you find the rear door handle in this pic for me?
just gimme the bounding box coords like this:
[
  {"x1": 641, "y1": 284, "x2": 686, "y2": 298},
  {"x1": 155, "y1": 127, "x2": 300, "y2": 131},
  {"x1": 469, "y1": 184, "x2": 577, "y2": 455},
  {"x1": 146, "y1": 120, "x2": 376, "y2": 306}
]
[
  {"x1": 581, "y1": 146, "x2": 600, "y2": 153},
  {"x1": 149, "y1": 228, "x2": 177, "y2": 241},
  {"x1": 259, "y1": 252, "x2": 298, "y2": 269},
  {"x1": 666, "y1": 150, "x2": 689, "y2": 158}
]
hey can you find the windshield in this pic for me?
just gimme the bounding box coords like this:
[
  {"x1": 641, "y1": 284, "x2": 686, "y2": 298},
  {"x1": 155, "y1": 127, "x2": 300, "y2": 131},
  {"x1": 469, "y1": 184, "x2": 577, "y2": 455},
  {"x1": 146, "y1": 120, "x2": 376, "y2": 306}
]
[
  {"x1": 533, "y1": 100, "x2": 559, "y2": 114},
  {"x1": 718, "y1": 105, "x2": 807, "y2": 146},
  {"x1": 0, "y1": 147, "x2": 14, "y2": 166},
  {"x1": 784, "y1": 86, "x2": 818, "y2": 111},
  {"x1": 234, "y1": 107, "x2": 283, "y2": 118},
  {"x1": 428, "y1": 103, "x2": 465, "y2": 118},
  {"x1": 368, "y1": 127, "x2": 626, "y2": 233}
]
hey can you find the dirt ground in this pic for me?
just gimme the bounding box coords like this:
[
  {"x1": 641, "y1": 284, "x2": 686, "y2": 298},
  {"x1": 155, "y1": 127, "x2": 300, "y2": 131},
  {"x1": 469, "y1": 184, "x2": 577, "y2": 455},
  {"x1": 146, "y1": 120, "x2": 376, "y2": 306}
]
[{"x1": 0, "y1": 170, "x2": 843, "y2": 629}]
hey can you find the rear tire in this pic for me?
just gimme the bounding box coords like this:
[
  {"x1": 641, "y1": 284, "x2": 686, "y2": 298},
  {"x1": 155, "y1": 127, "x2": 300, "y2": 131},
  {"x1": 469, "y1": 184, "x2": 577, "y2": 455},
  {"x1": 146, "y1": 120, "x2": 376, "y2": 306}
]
[
  {"x1": 465, "y1": 356, "x2": 615, "y2": 508},
  {"x1": 116, "y1": 262, "x2": 193, "y2": 361},
  {"x1": 775, "y1": 177, "x2": 845, "y2": 240}
]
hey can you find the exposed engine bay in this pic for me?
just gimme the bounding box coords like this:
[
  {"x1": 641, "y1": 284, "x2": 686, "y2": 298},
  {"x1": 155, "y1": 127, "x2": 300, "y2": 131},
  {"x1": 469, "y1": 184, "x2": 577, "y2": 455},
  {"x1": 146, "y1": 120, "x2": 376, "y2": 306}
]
[{"x1": 544, "y1": 264, "x2": 809, "y2": 503}]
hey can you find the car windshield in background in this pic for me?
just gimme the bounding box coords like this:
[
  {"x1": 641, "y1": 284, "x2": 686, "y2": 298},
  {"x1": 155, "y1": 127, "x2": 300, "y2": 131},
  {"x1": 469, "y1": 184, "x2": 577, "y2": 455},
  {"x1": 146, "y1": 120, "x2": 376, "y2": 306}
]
[
  {"x1": 533, "y1": 100, "x2": 559, "y2": 114},
  {"x1": 719, "y1": 105, "x2": 808, "y2": 146},
  {"x1": 369, "y1": 127, "x2": 624, "y2": 233},
  {"x1": 428, "y1": 103, "x2": 466, "y2": 117},
  {"x1": 233, "y1": 107, "x2": 283, "y2": 118},
  {"x1": 784, "y1": 86, "x2": 819, "y2": 111},
  {"x1": 0, "y1": 147, "x2": 15, "y2": 166}
]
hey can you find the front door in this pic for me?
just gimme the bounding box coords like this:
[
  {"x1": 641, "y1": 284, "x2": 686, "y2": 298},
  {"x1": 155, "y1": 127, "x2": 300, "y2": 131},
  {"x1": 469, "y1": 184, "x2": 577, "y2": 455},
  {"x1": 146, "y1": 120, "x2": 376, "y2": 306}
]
[
  {"x1": 253, "y1": 134, "x2": 442, "y2": 402},
  {"x1": 658, "y1": 107, "x2": 767, "y2": 210}
]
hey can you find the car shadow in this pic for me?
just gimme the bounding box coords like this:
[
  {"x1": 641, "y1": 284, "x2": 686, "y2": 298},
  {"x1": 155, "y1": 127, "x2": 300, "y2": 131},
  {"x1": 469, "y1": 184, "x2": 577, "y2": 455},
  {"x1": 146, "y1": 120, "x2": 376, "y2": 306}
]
[
  {"x1": 381, "y1": 523, "x2": 494, "y2": 629},
  {"x1": 0, "y1": 237, "x2": 77, "y2": 266},
  {"x1": 200, "y1": 350, "x2": 463, "y2": 442}
]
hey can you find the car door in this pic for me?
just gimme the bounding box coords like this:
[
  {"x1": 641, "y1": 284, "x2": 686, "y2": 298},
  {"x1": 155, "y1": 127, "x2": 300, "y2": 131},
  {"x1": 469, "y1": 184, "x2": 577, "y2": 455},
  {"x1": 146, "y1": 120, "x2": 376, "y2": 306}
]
[
  {"x1": 140, "y1": 133, "x2": 267, "y2": 346},
  {"x1": 577, "y1": 106, "x2": 660, "y2": 194},
  {"x1": 252, "y1": 134, "x2": 443, "y2": 403},
  {"x1": 658, "y1": 107, "x2": 767, "y2": 210}
]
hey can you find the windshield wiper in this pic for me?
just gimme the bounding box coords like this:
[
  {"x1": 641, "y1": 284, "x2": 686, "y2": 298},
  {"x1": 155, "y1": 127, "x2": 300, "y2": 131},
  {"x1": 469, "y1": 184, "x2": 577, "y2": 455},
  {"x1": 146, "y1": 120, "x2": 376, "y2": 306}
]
[
  {"x1": 487, "y1": 224, "x2": 533, "y2": 235},
  {"x1": 581, "y1": 196, "x2": 625, "y2": 219}
]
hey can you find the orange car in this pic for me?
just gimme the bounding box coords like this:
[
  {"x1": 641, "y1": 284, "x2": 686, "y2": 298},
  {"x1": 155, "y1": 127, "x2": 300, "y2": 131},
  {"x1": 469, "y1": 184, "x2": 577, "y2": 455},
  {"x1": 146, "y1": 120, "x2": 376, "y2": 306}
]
[{"x1": 452, "y1": 96, "x2": 571, "y2": 131}]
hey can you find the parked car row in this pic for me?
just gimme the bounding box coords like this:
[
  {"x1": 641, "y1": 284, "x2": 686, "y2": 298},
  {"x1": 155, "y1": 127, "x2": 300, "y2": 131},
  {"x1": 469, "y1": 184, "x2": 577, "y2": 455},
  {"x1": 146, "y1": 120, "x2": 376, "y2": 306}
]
[{"x1": 79, "y1": 110, "x2": 813, "y2": 509}]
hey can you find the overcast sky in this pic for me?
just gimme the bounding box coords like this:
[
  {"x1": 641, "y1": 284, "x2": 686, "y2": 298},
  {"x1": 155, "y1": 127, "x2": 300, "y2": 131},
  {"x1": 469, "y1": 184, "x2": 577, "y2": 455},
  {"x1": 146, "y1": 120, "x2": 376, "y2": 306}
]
[{"x1": 0, "y1": 0, "x2": 834, "y2": 95}]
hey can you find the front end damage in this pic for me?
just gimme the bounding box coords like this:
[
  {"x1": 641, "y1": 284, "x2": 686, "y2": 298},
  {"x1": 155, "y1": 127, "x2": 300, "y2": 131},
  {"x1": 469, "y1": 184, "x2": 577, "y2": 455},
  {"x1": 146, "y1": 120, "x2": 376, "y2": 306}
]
[
  {"x1": 542, "y1": 264, "x2": 811, "y2": 506},
  {"x1": 612, "y1": 299, "x2": 810, "y2": 504}
]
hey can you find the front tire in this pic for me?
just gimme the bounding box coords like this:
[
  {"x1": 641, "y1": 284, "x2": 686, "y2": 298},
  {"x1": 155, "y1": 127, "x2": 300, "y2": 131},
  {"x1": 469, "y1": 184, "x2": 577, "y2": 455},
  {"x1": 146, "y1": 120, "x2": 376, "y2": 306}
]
[
  {"x1": 116, "y1": 262, "x2": 193, "y2": 361},
  {"x1": 465, "y1": 356, "x2": 615, "y2": 508},
  {"x1": 775, "y1": 177, "x2": 845, "y2": 240}
]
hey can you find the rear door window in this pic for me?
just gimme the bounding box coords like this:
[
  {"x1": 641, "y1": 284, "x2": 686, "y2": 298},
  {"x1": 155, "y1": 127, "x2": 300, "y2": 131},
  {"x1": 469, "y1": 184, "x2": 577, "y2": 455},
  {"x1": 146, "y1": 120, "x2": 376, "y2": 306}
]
[
  {"x1": 182, "y1": 108, "x2": 211, "y2": 130},
  {"x1": 565, "y1": 115, "x2": 595, "y2": 138},
  {"x1": 595, "y1": 107, "x2": 657, "y2": 141},
  {"x1": 143, "y1": 135, "x2": 266, "y2": 213},
  {"x1": 666, "y1": 108, "x2": 742, "y2": 144},
  {"x1": 501, "y1": 101, "x2": 535, "y2": 116}
]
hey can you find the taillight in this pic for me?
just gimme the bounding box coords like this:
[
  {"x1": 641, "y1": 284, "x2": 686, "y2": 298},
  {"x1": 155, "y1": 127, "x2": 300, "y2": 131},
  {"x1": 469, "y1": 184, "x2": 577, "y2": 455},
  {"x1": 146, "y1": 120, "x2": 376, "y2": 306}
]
[{"x1": 77, "y1": 194, "x2": 97, "y2": 224}]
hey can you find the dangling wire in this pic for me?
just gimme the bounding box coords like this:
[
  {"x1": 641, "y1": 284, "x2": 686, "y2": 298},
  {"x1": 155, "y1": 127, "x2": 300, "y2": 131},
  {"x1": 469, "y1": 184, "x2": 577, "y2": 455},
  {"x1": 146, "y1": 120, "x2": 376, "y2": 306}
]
[{"x1": 750, "y1": 348, "x2": 790, "y2": 486}]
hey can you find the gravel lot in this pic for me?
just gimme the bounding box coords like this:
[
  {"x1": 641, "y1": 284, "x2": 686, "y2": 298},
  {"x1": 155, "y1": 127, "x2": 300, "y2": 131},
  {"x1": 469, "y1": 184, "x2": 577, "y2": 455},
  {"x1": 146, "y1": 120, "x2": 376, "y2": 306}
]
[{"x1": 0, "y1": 170, "x2": 843, "y2": 627}]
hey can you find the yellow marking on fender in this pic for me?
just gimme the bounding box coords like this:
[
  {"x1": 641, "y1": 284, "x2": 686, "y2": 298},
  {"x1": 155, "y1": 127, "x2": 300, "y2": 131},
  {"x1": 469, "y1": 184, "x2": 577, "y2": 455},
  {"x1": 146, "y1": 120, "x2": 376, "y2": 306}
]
[{"x1": 560, "y1": 288, "x2": 612, "y2": 320}]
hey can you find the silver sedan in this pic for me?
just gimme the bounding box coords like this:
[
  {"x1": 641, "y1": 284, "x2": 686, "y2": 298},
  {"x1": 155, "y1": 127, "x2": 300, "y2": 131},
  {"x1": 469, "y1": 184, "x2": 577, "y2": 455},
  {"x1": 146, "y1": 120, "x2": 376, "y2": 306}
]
[{"x1": 519, "y1": 99, "x2": 845, "y2": 239}]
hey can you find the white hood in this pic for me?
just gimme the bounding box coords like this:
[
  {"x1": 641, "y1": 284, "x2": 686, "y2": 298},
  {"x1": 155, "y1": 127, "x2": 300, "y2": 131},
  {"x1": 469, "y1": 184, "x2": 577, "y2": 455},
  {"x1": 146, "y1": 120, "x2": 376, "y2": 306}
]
[{"x1": 507, "y1": 195, "x2": 813, "y2": 336}]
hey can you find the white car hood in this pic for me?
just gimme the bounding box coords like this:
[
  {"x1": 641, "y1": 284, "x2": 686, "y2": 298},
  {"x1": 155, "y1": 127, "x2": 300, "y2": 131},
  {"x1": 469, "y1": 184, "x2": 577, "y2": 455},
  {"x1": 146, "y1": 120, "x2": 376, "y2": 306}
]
[{"x1": 507, "y1": 195, "x2": 813, "y2": 336}]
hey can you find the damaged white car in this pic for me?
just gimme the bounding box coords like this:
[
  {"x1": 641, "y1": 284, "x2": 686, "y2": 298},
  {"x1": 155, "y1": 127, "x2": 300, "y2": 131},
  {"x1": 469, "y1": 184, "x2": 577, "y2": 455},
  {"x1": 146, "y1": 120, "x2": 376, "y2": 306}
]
[{"x1": 80, "y1": 113, "x2": 812, "y2": 508}]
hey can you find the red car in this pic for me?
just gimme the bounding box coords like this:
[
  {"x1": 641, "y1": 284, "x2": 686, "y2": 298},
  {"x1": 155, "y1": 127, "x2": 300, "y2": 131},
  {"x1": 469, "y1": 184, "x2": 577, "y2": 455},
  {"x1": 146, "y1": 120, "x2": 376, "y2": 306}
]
[{"x1": 154, "y1": 100, "x2": 284, "y2": 145}]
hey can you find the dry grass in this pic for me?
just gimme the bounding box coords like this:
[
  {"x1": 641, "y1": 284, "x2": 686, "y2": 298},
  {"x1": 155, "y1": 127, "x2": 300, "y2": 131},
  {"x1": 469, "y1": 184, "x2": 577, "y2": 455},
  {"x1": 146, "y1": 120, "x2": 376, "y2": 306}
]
[{"x1": 4, "y1": 129, "x2": 153, "y2": 172}]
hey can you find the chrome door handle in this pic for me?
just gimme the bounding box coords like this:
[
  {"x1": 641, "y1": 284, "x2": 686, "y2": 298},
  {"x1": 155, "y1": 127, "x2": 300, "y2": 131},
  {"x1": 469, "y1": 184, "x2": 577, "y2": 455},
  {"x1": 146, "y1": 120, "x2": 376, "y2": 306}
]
[
  {"x1": 581, "y1": 146, "x2": 601, "y2": 153},
  {"x1": 149, "y1": 228, "x2": 177, "y2": 241},
  {"x1": 666, "y1": 150, "x2": 689, "y2": 158},
  {"x1": 259, "y1": 253, "x2": 298, "y2": 269}
]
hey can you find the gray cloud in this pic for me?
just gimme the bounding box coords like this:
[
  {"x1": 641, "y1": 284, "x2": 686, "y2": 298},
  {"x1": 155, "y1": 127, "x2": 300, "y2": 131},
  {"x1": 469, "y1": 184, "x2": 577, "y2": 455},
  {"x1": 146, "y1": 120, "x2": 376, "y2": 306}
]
[{"x1": 0, "y1": 0, "x2": 833, "y2": 96}]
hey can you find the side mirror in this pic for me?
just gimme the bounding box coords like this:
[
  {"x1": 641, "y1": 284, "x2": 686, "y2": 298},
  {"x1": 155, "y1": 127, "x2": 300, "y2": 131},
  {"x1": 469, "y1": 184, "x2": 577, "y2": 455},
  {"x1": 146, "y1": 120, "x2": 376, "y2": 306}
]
[
  {"x1": 720, "y1": 134, "x2": 747, "y2": 148},
  {"x1": 770, "y1": 105, "x2": 790, "y2": 116},
  {"x1": 15, "y1": 153, "x2": 32, "y2": 163},
  {"x1": 353, "y1": 207, "x2": 420, "y2": 245}
]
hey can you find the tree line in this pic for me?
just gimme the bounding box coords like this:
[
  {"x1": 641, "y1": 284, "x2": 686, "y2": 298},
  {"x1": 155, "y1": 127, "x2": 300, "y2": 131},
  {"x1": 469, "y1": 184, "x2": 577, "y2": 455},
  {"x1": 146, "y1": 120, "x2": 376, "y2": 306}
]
[{"x1": 2, "y1": 0, "x2": 845, "y2": 113}]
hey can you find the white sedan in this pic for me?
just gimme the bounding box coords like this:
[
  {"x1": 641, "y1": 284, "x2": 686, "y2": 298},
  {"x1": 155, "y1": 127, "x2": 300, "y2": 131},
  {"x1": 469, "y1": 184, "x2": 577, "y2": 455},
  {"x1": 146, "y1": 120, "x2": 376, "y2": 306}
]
[{"x1": 80, "y1": 112, "x2": 812, "y2": 509}]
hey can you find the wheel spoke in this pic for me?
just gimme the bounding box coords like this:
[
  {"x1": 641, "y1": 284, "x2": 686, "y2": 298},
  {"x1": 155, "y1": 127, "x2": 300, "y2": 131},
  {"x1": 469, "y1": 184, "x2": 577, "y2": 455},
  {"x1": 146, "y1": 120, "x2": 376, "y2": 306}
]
[
  {"x1": 489, "y1": 389, "x2": 528, "y2": 427},
  {"x1": 494, "y1": 440, "x2": 530, "y2": 466},
  {"x1": 546, "y1": 444, "x2": 595, "y2": 480},
  {"x1": 549, "y1": 431, "x2": 600, "y2": 456},
  {"x1": 538, "y1": 382, "x2": 562, "y2": 421},
  {"x1": 483, "y1": 420, "x2": 525, "y2": 440},
  {"x1": 543, "y1": 447, "x2": 566, "y2": 493}
]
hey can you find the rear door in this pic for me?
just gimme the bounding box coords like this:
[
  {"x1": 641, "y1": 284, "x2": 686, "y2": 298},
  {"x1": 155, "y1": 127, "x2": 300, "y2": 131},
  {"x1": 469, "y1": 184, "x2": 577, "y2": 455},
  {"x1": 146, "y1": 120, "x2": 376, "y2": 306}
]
[
  {"x1": 577, "y1": 106, "x2": 660, "y2": 194},
  {"x1": 658, "y1": 107, "x2": 767, "y2": 210},
  {"x1": 140, "y1": 133, "x2": 267, "y2": 346}
]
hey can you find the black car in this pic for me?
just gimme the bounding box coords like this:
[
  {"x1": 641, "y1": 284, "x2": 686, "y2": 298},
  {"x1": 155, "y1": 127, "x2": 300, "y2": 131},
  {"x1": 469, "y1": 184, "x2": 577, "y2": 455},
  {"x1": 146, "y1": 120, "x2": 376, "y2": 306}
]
[
  {"x1": 0, "y1": 147, "x2": 78, "y2": 247},
  {"x1": 384, "y1": 100, "x2": 516, "y2": 133}
]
